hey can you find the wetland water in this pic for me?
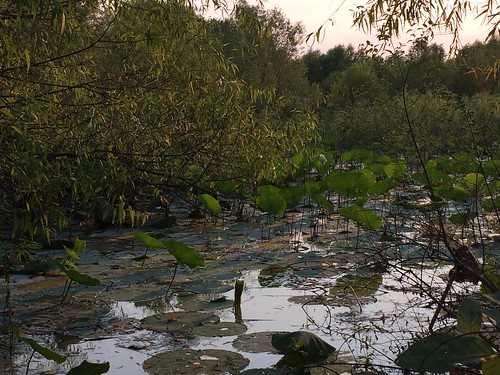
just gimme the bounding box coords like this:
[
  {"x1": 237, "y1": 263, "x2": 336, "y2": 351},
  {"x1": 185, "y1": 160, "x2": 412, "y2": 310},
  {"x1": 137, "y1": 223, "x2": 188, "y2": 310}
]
[{"x1": 1, "y1": 200, "x2": 486, "y2": 374}]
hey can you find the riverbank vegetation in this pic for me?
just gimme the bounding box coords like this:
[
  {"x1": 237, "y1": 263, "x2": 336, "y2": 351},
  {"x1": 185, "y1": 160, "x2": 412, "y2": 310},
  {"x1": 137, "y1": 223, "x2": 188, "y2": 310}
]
[{"x1": 1, "y1": 0, "x2": 499, "y2": 374}]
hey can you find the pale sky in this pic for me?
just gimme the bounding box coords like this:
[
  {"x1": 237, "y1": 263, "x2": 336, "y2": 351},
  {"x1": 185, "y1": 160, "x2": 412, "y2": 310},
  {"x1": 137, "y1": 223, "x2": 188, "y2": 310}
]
[{"x1": 247, "y1": 0, "x2": 492, "y2": 53}]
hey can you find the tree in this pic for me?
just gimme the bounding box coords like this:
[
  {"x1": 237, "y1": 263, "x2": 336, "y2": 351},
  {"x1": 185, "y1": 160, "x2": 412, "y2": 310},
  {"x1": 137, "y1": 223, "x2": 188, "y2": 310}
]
[
  {"x1": 352, "y1": 0, "x2": 499, "y2": 50},
  {"x1": 0, "y1": 0, "x2": 318, "y2": 239}
]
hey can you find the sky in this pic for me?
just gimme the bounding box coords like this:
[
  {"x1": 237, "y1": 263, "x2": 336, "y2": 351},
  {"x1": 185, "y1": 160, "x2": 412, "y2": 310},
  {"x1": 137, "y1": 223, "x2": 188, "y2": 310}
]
[{"x1": 243, "y1": 0, "x2": 492, "y2": 54}]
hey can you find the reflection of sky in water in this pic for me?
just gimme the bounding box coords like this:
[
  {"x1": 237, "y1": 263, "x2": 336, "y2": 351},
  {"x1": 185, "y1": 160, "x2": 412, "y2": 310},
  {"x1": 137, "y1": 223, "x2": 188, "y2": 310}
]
[{"x1": 10, "y1": 251, "x2": 479, "y2": 374}]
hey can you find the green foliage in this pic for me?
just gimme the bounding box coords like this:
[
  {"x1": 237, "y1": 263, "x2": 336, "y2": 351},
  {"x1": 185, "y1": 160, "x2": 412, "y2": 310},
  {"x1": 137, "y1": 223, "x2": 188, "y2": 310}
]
[
  {"x1": 13, "y1": 328, "x2": 66, "y2": 364},
  {"x1": 339, "y1": 205, "x2": 382, "y2": 230},
  {"x1": 53, "y1": 259, "x2": 101, "y2": 286},
  {"x1": 133, "y1": 232, "x2": 204, "y2": 269},
  {"x1": 326, "y1": 169, "x2": 376, "y2": 198},
  {"x1": 163, "y1": 239, "x2": 204, "y2": 269},
  {"x1": 457, "y1": 298, "x2": 482, "y2": 335},
  {"x1": 395, "y1": 332, "x2": 495, "y2": 373},
  {"x1": 67, "y1": 360, "x2": 110, "y2": 375},
  {"x1": 198, "y1": 194, "x2": 222, "y2": 216},
  {"x1": 271, "y1": 331, "x2": 336, "y2": 366},
  {"x1": 396, "y1": 298, "x2": 499, "y2": 373},
  {"x1": 132, "y1": 231, "x2": 165, "y2": 249},
  {"x1": 256, "y1": 185, "x2": 287, "y2": 216}
]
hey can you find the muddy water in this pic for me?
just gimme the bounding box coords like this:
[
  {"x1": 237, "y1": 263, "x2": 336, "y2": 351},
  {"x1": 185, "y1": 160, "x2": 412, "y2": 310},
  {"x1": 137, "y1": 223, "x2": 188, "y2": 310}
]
[{"x1": 1, "y1": 205, "x2": 481, "y2": 374}]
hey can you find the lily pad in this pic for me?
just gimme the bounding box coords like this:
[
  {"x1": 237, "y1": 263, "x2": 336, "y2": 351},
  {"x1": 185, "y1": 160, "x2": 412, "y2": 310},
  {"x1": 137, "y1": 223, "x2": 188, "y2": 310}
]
[
  {"x1": 143, "y1": 348, "x2": 249, "y2": 374},
  {"x1": 233, "y1": 332, "x2": 280, "y2": 354},
  {"x1": 330, "y1": 273, "x2": 383, "y2": 298},
  {"x1": 193, "y1": 321, "x2": 247, "y2": 337},
  {"x1": 141, "y1": 312, "x2": 219, "y2": 332}
]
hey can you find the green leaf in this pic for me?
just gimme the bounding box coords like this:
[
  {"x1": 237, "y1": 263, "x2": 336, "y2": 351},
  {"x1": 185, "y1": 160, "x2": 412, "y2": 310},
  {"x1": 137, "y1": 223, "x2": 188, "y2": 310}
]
[
  {"x1": 484, "y1": 309, "x2": 500, "y2": 327},
  {"x1": 215, "y1": 180, "x2": 236, "y2": 196},
  {"x1": 279, "y1": 185, "x2": 304, "y2": 210},
  {"x1": 74, "y1": 239, "x2": 86, "y2": 254},
  {"x1": 384, "y1": 161, "x2": 407, "y2": 180},
  {"x1": 67, "y1": 360, "x2": 110, "y2": 375},
  {"x1": 14, "y1": 328, "x2": 66, "y2": 364},
  {"x1": 163, "y1": 239, "x2": 204, "y2": 269},
  {"x1": 256, "y1": 185, "x2": 287, "y2": 215},
  {"x1": 340, "y1": 205, "x2": 382, "y2": 230},
  {"x1": 198, "y1": 193, "x2": 221, "y2": 215},
  {"x1": 310, "y1": 193, "x2": 334, "y2": 212},
  {"x1": 456, "y1": 173, "x2": 485, "y2": 194},
  {"x1": 326, "y1": 169, "x2": 375, "y2": 198},
  {"x1": 53, "y1": 259, "x2": 101, "y2": 286},
  {"x1": 272, "y1": 331, "x2": 335, "y2": 363},
  {"x1": 132, "y1": 231, "x2": 165, "y2": 249},
  {"x1": 368, "y1": 178, "x2": 397, "y2": 195},
  {"x1": 395, "y1": 333, "x2": 495, "y2": 373},
  {"x1": 341, "y1": 149, "x2": 374, "y2": 164},
  {"x1": 483, "y1": 355, "x2": 500, "y2": 375},
  {"x1": 256, "y1": 195, "x2": 287, "y2": 216},
  {"x1": 449, "y1": 211, "x2": 477, "y2": 225},
  {"x1": 457, "y1": 298, "x2": 482, "y2": 334},
  {"x1": 63, "y1": 245, "x2": 80, "y2": 261}
]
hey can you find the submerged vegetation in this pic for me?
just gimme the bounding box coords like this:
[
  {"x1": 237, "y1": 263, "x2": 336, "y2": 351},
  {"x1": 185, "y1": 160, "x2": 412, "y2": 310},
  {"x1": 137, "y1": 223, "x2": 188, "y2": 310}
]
[{"x1": 1, "y1": 0, "x2": 499, "y2": 374}]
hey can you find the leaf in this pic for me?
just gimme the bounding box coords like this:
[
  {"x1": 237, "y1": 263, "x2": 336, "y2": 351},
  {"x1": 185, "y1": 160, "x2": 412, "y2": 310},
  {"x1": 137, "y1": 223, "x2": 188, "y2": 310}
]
[
  {"x1": 341, "y1": 149, "x2": 374, "y2": 164},
  {"x1": 63, "y1": 245, "x2": 80, "y2": 261},
  {"x1": 215, "y1": 180, "x2": 236, "y2": 195},
  {"x1": 340, "y1": 205, "x2": 382, "y2": 230},
  {"x1": 310, "y1": 193, "x2": 334, "y2": 212},
  {"x1": 368, "y1": 178, "x2": 397, "y2": 195},
  {"x1": 198, "y1": 193, "x2": 221, "y2": 215},
  {"x1": 384, "y1": 161, "x2": 407, "y2": 179},
  {"x1": 449, "y1": 211, "x2": 477, "y2": 225},
  {"x1": 271, "y1": 331, "x2": 335, "y2": 363},
  {"x1": 163, "y1": 239, "x2": 204, "y2": 269},
  {"x1": 484, "y1": 309, "x2": 500, "y2": 327},
  {"x1": 457, "y1": 298, "x2": 482, "y2": 334},
  {"x1": 279, "y1": 185, "x2": 304, "y2": 210},
  {"x1": 132, "y1": 231, "x2": 165, "y2": 249},
  {"x1": 14, "y1": 328, "x2": 66, "y2": 364},
  {"x1": 53, "y1": 259, "x2": 101, "y2": 286},
  {"x1": 24, "y1": 48, "x2": 30, "y2": 72},
  {"x1": 395, "y1": 333, "x2": 495, "y2": 373},
  {"x1": 483, "y1": 355, "x2": 500, "y2": 375},
  {"x1": 67, "y1": 360, "x2": 110, "y2": 375},
  {"x1": 326, "y1": 169, "x2": 375, "y2": 198}
]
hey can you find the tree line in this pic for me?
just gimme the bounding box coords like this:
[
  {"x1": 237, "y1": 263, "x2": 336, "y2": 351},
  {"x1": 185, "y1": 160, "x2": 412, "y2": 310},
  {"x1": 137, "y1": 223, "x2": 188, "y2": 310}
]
[{"x1": 0, "y1": 0, "x2": 498, "y2": 240}]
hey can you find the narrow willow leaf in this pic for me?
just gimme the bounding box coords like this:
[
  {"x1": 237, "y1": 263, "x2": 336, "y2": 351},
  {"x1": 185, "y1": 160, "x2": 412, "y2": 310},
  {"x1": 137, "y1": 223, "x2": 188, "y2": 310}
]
[
  {"x1": 132, "y1": 231, "x2": 165, "y2": 249},
  {"x1": 198, "y1": 193, "x2": 221, "y2": 215},
  {"x1": 67, "y1": 360, "x2": 110, "y2": 375},
  {"x1": 457, "y1": 298, "x2": 482, "y2": 334},
  {"x1": 163, "y1": 239, "x2": 204, "y2": 269},
  {"x1": 24, "y1": 48, "x2": 30, "y2": 72},
  {"x1": 14, "y1": 328, "x2": 66, "y2": 364}
]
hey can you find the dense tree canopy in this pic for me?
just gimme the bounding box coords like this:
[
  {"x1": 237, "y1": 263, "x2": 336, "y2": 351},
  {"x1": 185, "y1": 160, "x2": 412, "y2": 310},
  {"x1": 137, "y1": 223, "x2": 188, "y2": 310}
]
[{"x1": 0, "y1": 0, "x2": 318, "y2": 239}]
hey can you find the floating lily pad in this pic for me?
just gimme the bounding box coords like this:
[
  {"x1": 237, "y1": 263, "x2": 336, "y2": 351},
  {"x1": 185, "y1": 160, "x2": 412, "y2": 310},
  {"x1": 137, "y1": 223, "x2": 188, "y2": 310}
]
[
  {"x1": 330, "y1": 273, "x2": 383, "y2": 298},
  {"x1": 241, "y1": 369, "x2": 289, "y2": 374},
  {"x1": 193, "y1": 321, "x2": 247, "y2": 337},
  {"x1": 143, "y1": 348, "x2": 249, "y2": 374},
  {"x1": 141, "y1": 311, "x2": 219, "y2": 332},
  {"x1": 233, "y1": 332, "x2": 280, "y2": 354}
]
